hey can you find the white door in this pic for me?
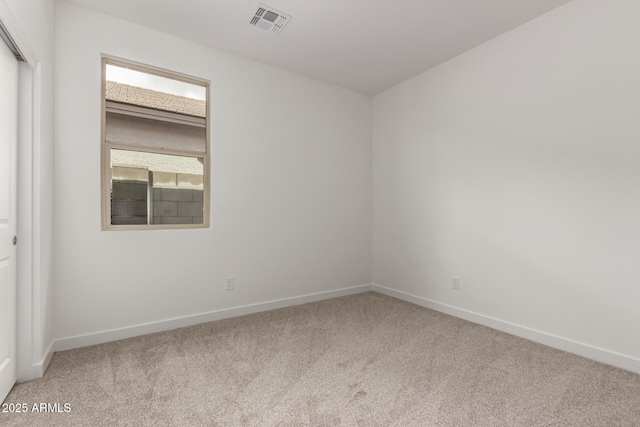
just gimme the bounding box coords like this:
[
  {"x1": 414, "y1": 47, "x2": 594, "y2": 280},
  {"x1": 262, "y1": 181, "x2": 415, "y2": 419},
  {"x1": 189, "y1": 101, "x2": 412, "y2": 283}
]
[{"x1": 0, "y1": 36, "x2": 18, "y2": 403}]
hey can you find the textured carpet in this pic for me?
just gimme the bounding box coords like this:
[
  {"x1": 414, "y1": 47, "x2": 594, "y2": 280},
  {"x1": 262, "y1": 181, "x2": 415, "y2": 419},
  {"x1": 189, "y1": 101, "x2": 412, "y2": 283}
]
[{"x1": 2, "y1": 292, "x2": 639, "y2": 426}]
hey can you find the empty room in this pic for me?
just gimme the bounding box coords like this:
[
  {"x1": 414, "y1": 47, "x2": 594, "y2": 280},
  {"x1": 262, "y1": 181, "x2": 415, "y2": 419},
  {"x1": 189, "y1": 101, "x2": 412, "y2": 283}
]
[{"x1": 1, "y1": 0, "x2": 639, "y2": 425}]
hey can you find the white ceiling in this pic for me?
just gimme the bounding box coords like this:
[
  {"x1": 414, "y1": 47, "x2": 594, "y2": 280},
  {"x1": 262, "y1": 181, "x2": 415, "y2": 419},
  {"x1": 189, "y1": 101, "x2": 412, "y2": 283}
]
[{"x1": 63, "y1": 0, "x2": 573, "y2": 95}]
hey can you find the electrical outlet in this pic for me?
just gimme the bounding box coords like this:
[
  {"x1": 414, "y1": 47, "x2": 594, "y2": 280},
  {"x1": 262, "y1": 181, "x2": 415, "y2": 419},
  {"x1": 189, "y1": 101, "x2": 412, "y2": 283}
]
[
  {"x1": 451, "y1": 277, "x2": 460, "y2": 291},
  {"x1": 226, "y1": 277, "x2": 235, "y2": 291}
]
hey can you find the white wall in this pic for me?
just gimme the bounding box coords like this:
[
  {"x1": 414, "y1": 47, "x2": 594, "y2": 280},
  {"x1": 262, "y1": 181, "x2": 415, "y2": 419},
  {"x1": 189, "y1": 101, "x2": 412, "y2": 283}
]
[
  {"x1": 0, "y1": 0, "x2": 55, "y2": 380},
  {"x1": 53, "y1": 2, "x2": 372, "y2": 346},
  {"x1": 373, "y1": 0, "x2": 640, "y2": 372}
]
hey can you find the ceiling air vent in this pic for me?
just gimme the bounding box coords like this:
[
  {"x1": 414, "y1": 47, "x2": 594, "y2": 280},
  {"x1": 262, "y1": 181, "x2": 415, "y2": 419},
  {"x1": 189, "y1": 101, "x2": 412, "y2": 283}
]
[{"x1": 250, "y1": 3, "x2": 291, "y2": 34}]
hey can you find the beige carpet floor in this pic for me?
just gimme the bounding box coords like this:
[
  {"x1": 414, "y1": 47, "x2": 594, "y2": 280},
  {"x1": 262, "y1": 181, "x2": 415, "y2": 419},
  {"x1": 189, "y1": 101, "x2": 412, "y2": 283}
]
[{"x1": 2, "y1": 292, "x2": 639, "y2": 426}]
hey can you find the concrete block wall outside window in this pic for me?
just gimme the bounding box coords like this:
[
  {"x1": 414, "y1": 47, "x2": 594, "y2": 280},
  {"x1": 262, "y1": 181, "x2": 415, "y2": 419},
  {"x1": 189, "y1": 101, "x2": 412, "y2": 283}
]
[
  {"x1": 151, "y1": 171, "x2": 203, "y2": 224},
  {"x1": 110, "y1": 167, "x2": 203, "y2": 225}
]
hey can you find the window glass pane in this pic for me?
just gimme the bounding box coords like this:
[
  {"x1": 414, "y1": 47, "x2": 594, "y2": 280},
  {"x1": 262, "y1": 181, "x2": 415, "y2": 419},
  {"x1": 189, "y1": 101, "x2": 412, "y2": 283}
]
[
  {"x1": 111, "y1": 149, "x2": 204, "y2": 225},
  {"x1": 102, "y1": 59, "x2": 209, "y2": 230},
  {"x1": 110, "y1": 162, "x2": 149, "y2": 225},
  {"x1": 104, "y1": 63, "x2": 207, "y2": 154}
]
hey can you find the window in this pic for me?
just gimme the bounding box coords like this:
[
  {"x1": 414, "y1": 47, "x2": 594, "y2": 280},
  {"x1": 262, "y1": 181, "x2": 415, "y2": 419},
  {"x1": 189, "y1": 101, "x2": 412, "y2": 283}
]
[{"x1": 101, "y1": 57, "x2": 209, "y2": 229}]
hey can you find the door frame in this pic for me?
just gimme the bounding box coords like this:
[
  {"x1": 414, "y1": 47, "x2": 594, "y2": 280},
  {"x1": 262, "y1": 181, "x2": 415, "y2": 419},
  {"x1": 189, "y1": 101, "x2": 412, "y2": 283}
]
[{"x1": 0, "y1": 3, "x2": 45, "y2": 383}]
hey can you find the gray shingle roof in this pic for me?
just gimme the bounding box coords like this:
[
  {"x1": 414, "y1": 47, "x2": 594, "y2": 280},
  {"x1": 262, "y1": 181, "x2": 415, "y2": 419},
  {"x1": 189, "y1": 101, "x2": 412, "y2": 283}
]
[{"x1": 105, "y1": 81, "x2": 206, "y2": 118}]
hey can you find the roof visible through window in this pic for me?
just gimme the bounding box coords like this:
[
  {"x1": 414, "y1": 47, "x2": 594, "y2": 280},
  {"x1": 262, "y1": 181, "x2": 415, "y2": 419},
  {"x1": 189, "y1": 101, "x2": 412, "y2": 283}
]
[{"x1": 106, "y1": 64, "x2": 206, "y2": 101}]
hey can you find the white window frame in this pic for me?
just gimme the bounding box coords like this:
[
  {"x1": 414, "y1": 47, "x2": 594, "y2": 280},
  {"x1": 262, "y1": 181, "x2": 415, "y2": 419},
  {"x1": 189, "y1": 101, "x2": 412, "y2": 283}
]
[{"x1": 101, "y1": 55, "x2": 210, "y2": 230}]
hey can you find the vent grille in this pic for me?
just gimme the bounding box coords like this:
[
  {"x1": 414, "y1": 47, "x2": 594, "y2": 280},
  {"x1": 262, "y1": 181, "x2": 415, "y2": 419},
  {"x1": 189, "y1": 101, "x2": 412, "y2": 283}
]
[{"x1": 250, "y1": 3, "x2": 291, "y2": 34}]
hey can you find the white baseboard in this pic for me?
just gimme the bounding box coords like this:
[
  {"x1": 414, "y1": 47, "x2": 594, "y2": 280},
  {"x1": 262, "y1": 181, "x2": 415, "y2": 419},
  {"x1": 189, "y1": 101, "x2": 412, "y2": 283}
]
[
  {"x1": 54, "y1": 284, "x2": 373, "y2": 352},
  {"x1": 372, "y1": 284, "x2": 640, "y2": 374},
  {"x1": 18, "y1": 340, "x2": 55, "y2": 383},
  {"x1": 36, "y1": 341, "x2": 55, "y2": 377}
]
